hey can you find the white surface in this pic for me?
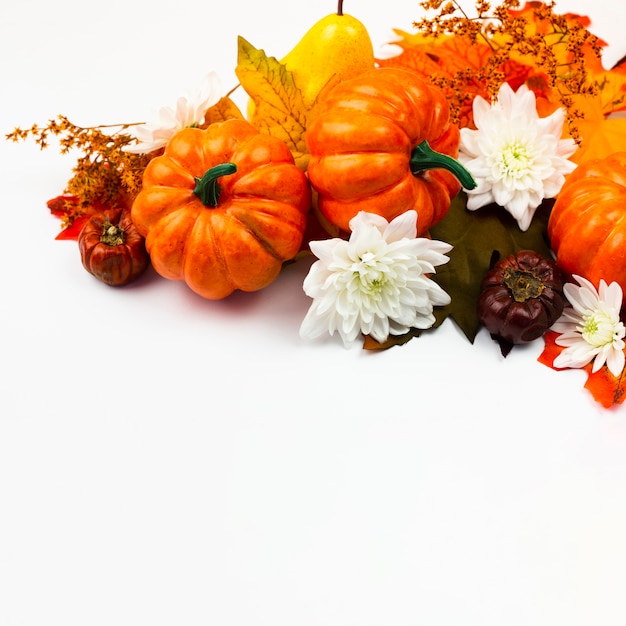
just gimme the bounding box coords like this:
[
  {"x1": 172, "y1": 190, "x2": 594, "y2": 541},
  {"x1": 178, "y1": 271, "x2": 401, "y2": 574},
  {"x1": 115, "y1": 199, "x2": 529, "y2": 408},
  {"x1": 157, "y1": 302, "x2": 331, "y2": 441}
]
[{"x1": 2, "y1": 1, "x2": 626, "y2": 625}]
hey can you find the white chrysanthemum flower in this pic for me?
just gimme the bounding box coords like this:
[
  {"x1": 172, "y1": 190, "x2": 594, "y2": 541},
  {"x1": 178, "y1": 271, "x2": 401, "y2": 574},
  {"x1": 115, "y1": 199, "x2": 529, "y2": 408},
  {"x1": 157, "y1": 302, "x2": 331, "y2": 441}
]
[
  {"x1": 552, "y1": 275, "x2": 625, "y2": 377},
  {"x1": 124, "y1": 72, "x2": 221, "y2": 154},
  {"x1": 458, "y1": 83, "x2": 577, "y2": 231},
  {"x1": 299, "y1": 210, "x2": 452, "y2": 347}
]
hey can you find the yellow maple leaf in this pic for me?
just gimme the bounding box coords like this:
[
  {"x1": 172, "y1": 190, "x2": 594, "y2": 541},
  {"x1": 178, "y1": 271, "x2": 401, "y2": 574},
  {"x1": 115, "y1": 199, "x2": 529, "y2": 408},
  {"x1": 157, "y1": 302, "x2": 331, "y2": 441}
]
[
  {"x1": 203, "y1": 96, "x2": 245, "y2": 126},
  {"x1": 235, "y1": 36, "x2": 311, "y2": 170}
]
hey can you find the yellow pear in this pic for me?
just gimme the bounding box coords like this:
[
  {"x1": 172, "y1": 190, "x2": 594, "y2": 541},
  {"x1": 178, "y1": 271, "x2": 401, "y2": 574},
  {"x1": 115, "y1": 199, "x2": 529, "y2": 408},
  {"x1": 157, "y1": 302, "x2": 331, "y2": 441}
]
[
  {"x1": 247, "y1": 0, "x2": 375, "y2": 118},
  {"x1": 282, "y1": 0, "x2": 375, "y2": 107}
]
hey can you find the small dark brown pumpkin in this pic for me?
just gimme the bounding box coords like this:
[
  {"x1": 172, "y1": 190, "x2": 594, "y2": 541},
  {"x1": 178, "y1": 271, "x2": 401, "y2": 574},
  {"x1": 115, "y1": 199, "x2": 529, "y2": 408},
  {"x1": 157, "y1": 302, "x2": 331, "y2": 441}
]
[
  {"x1": 477, "y1": 250, "x2": 565, "y2": 345},
  {"x1": 78, "y1": 208, "x2": 149, "y2": 286}
]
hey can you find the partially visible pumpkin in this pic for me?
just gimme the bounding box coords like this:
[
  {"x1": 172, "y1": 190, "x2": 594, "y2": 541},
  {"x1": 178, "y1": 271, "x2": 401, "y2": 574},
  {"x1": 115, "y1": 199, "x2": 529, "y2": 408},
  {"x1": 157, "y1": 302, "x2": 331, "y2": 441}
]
[
  {"x1": 548, "y1": 152, "x2": 626, "y2": 305},
  {"x1": 131, "y1": 119, "x2": 311, "y2": 300},
  {"x1": 78, "y1": 207, "x2": 149, "y2": 286},
  {"x1": 305, "y1": 67, "x2": 475, "y2": 235}
]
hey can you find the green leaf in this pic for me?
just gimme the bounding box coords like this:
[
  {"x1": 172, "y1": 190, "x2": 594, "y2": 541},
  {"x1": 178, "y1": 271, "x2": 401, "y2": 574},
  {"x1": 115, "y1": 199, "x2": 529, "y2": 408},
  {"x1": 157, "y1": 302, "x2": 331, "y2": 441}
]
[
  {"x1": 235, "y1": 36, "x2": 310, "y2": 169},
  {"x1": 428, "y1": 194, "x2": 553, "y2": 343}
]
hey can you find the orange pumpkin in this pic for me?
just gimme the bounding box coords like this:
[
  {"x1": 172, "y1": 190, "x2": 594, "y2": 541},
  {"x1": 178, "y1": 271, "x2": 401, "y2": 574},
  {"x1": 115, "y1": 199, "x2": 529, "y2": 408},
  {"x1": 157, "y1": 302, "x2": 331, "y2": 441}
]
[
  {"x1": 131, "y1": 119, "x2": 311, "y2": 299},
  {"x1": 548, "y1": 152, "x2": 626, "y2": 305},
  {"x1": 305, "y1": 67, "x2": 475, "y2": 235}
]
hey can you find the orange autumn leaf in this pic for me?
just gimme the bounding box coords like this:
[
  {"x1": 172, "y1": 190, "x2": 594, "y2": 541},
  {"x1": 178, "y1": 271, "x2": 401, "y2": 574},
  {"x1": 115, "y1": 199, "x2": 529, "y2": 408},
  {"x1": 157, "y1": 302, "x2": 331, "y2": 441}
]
[
  {"x1": 378, "y1": 31, "x2": 539, "y2": 127},
  {"x1": 393, "y1": 0, "x2": 616, "y2": 145},
  {"x1": 572, "y1": 116, "x2": 626, "y2": 164},
  {"x1": 388, "y1": 30, "x2": 494, "y2": 75},
  {"x1": 572, "y1": 46, "x2": 626, "y2": 120},
  {"x1": 539, "y1": 331, "x2": 626, "y2": 408},
  {"x1": 600, "y1": 74, "x2": 626, "y2": 115},
  {"x1": 380, "y1": 29, "x2": 445, "y2": 74},
  {"x1": 491, "y1": 2, "x2": 626, "y2": 130},
  {"x1": 503, "y1": 2, "x2": 605, "y2": 68},
  {"x1": 564, "y1": 60, "x2": 626, "y2": 162},
  {"x1": 611, "y1": 56, "x2": 626, "y2": 77},
  {"x1": 388, "y1": 0, "x2": 625, "y2": 162}
]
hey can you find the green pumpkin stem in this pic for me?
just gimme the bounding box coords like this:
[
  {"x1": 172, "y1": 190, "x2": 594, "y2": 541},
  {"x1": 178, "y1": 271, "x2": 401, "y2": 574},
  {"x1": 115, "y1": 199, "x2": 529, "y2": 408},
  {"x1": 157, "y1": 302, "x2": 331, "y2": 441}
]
[
  {"x1": 193, "y1": 162, "x2": 238, "y2": 207},
  {"x1": 410, "y1": 140, "x2": 476, "y2": 190}
]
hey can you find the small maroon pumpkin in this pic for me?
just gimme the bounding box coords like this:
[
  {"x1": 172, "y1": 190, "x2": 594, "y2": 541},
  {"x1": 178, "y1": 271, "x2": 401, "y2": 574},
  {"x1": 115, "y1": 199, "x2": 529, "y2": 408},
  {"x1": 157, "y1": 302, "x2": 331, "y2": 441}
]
[
  {"x1": 477, "y1": 250, "x2": 565, "y2": 344},
  {"x1": 79, "y1": 208, "x2": 149, "y2": 286}
]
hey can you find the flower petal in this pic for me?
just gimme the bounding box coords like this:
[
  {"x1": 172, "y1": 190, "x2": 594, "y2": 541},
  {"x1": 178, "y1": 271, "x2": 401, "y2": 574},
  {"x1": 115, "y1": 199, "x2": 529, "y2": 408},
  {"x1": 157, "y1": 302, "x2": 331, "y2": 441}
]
[
  {"x1": 300, "y1": 211, "x2": 452, "y2": 347},
  {"x1": 459, "y1": 82, "x2": 577, "y2": 230}
]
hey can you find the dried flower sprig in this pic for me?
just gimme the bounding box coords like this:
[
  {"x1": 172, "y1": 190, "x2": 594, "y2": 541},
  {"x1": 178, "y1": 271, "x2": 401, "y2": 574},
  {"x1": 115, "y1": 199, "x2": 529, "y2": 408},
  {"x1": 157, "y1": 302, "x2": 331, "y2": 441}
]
[
  {"x1": 413, "y1": 0, "x2": 604, "y2": 142},
  {"x1": 6, "y1": 116, "x2": 151, "y2": 230}
]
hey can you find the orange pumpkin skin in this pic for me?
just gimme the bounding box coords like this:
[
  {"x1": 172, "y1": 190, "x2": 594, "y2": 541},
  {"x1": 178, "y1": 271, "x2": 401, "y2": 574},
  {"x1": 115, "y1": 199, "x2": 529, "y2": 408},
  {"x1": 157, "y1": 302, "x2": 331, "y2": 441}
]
[
  {"x1": 305, "y1": 67, "x2": 462, "y2": 235},
  {"x1": 131, "y1": 119, "x2": 311, "y2": 300},
  {"x1": 548, "y1": 152, "x2": 626, "y2": 305}
]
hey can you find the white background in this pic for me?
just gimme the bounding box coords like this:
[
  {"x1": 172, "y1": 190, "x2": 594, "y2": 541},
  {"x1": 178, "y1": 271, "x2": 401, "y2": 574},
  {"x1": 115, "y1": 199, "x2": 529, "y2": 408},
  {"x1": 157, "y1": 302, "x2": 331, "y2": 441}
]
[{"x1": 2, "y1": 1, "x2": 626, "y2": 625}]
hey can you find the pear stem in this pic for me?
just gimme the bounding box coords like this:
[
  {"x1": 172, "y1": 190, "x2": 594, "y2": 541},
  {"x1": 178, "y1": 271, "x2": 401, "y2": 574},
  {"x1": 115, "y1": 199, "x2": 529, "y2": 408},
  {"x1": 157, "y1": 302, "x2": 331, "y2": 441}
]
[
  {"x1": 193, "y1": 162, "x2": 237, "y2": 207},
  {"x1": 337, "y1": 0, "x2": 343, "y2": 16},
  {"x1": 410, "y1": 140, "x2": 476, "y2": 190}
]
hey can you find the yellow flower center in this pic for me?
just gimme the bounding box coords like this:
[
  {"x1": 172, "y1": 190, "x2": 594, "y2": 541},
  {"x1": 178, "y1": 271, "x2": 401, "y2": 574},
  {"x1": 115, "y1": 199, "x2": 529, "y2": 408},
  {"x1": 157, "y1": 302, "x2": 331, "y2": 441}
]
[
  {"x1": 497, "y1": 141, "x2": 531, "y2": 178},
  {"x1": 581, "y1": 310, "x2": 624, "y2": 347},
  {"x1": 353, "y1": 253, "x2": 387, "y2": 296}
]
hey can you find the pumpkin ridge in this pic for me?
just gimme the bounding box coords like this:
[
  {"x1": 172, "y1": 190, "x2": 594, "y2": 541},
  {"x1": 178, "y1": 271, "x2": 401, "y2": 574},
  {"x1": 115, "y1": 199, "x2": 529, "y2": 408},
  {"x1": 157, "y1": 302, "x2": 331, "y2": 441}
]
[
  {"x1": 307, "y1": 112, "x2": 412, "y2": 155},
  {"x1": 229, "y1": 198, "x2": 305, "y2": 229},
  {"x1": 226, "y1": 209, "x2": 284, "y2": 261},
  {"x1": 203, "y1": 211, "x2": 233, "y2": 285},
  {"x1": 200, "y1": 210, "x2": 282, "y2": 296},
  {"x1": 152, "y1": 154, "x2": 197, "y2": 189},
  {"x1": 334, "y1": 74, "x2": 421, "y2": 130}
]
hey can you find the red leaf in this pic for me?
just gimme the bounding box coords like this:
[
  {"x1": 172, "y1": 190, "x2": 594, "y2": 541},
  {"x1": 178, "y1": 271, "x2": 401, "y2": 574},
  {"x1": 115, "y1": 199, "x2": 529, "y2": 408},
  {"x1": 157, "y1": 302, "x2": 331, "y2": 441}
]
[
  {"x1": 54, "y1": 216, "x2": 89, "y2": 240},
  {"x1": 47, "y1": 194, "x2": 80, "y2": 217},
  {"x1": 539, "y1": 331, "x2": 626, "y2": 408},
  {"x1": 46, "y1": 194, "x2": 129, "y2": 240},
  {"x1": 537, "y1": 331, "x2": 563, "y2": 368},
  {"x1": 584, "y1": 362, "x2": 626, "y2": 408}
]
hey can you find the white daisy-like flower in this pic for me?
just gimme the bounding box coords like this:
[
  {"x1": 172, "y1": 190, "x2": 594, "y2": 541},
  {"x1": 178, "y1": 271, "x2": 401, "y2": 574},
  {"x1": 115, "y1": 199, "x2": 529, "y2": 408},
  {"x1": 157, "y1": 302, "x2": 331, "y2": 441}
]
[
  {"x1": 552, "y1": 275, "x2": 625, "y2": 377},
  {"x1": 124, "y1": 72, "x2": 222, "y2": 154},
  {"x1": 458, "y1": 82, "x2": 577, "y2": 231},
  {"x1": 299, "y1": 210, "x2": 452, "y2": 348}
]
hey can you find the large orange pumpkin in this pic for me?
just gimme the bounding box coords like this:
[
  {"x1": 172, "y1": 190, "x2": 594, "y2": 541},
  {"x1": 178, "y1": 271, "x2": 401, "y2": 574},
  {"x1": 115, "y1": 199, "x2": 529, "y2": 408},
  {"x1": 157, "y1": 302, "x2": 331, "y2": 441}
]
[
  {"x1": 305, "y1": 67, "x2": 475, "y2": 235},
  {"x1": 548, "y1": 152, "x2": 626, "y2": 305},
  {"x1": 131, "y1": 119, "x2": 311, "y2": 299}
]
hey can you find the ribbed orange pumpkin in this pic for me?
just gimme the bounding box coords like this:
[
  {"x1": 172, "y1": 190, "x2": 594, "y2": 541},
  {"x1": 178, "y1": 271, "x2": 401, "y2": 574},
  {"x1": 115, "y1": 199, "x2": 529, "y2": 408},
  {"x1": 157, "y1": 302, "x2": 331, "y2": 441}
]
[
  {"x1": 305, "y1": 67, "x2": 475, "y2": 235},
  {"x1": 548, "y1": 152, "x2": 626, "y2": 305},
  {"x1": 131, "y1": 119, "x2": 311, "y2": 299}
]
